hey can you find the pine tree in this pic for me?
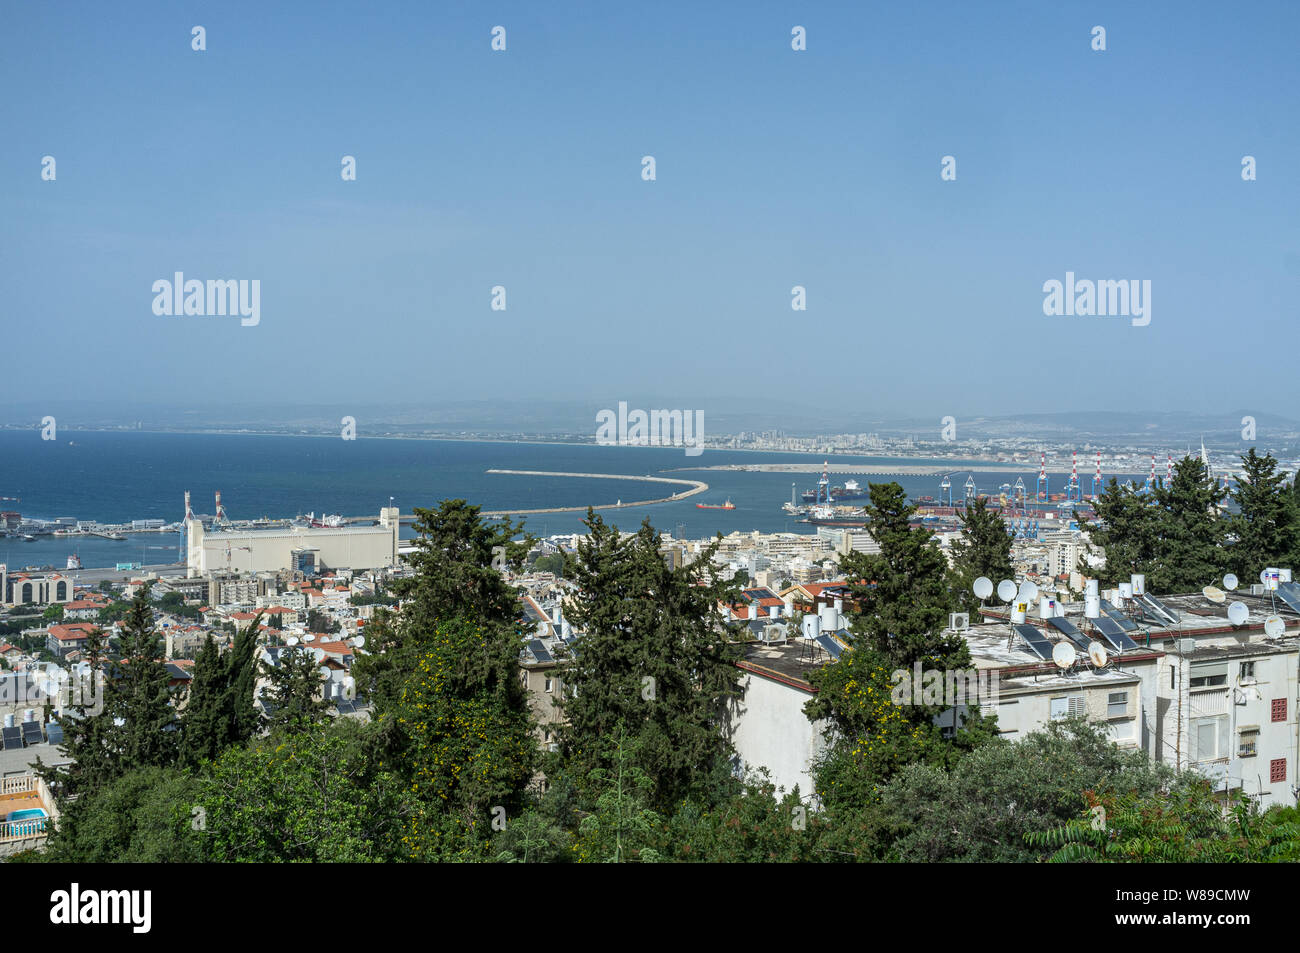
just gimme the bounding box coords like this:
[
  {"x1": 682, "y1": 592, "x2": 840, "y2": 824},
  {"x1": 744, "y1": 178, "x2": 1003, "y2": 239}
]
[
  {"x1": 1076, "y1": 478, "x2": 1161, "y2": 587},
  {"x1": 1229, "y1": 448, "x2": 1300, "y2": 579},
  {"x1": 1149, "y1": 456, "x2": 1227, "y2": 592},
  {"x1": 949, "y1": 495, "x2": 1016, "y2": 614},
  {"x1": 557, "y1": 510, "x2": 744, "y2": 811},
  {"x1": 261, "y1": 643, "x2": 332, "y2": 734},
  {"x1": 353, "y1": 499, "x2": 531, "y2": 713},
  {"x1": 837, "y1": 481, "x2": 964, "y2": 670}
]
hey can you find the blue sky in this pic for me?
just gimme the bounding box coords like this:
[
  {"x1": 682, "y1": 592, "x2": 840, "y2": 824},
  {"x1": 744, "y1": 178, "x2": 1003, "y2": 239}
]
[{"x1": 2, "y1": 1, "x2": 1296, "y2": 421}]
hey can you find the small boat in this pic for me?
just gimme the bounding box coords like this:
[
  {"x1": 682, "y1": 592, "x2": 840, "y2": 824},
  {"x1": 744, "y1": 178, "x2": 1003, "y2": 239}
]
[{"x1": 21, "y1": 534, "x2": 36, "y2": 541}]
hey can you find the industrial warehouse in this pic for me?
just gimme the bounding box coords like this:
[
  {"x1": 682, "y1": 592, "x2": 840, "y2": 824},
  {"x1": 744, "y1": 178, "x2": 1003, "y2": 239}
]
[{"x1": 184, "y1": 504, "x2": 401, "y2": 576}]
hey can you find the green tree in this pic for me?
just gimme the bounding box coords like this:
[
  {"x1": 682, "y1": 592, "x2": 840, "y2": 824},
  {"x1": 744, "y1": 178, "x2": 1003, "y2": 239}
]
[
  {"x1": 261, "y1": 642, "x2": 332, "y2": 734},
  {"x1": 180, "y1": 622, "x2": 260, "y2": 767},
  {"x1": 196, "y1": 723, "x2": 414, "y2": 862},
  {"x1": 1229, "y1": 448, "x2": 1299, "y2": 580},
  {"x1": 40, "y1": 588, "x2": 179, "y2": 803},
  {"x1": 41, "y1": 766, "x2": 202, "y2": 863},
  {"x1": 37, "y1": 626, "x2": 114, "y2": 802},
  {"x1": 306, "y1": 608, "x2": 340, "y2": 634},
  {"x1": 949, "y1": 495, "x2": 1016, "y2": 614},
  {"x1": 385, "y1": 616, "x2": 537, "y2": 858},
  {"x1": 881, "y1": 719, "x2": 1173, "y2": 862},
  {"x1": 110, "y1": 586, "x2": 180, "y2": 771},
  {"x1": 353, "y1": 499, "x2": 531, "y2": 713},
  {"x1": 557, "y1": 511, "x2": 744, "y2": 811},
  {"x1": 1149, "y1": 455, "x2": 1227, "y2": 592},
  {"x1": 531, "y1": 553, "x2": 565, "y2": 576},
  {"x1": 42, "y1": 603, "x2": 64, "y2": 622},
  {"x1": 836, "y1": 481, "x2": 961, "y2": 670},
  {"x1": 1076, "y1": 478, "x2": 1161, "y2": 587}
]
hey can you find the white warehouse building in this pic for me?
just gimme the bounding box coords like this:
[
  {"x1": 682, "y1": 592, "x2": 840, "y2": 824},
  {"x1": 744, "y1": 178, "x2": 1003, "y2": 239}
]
[{"x1": 186, "y1": 507, "x2": 401, "y2": 576}]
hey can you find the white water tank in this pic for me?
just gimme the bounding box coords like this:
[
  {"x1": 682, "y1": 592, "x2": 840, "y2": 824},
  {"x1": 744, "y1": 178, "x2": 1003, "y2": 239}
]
[
  {"x1": 819, "y1": 604, "x2": 839, "y2": 632},
  {"x1": 1119, "y1": 582, "x2": 1133, "y2": 599},
  {"x1": 2, "y1": 713, "x2": 12, "y2": 729},
  {"x1": 770, "y1": 604, "x2": 781, "y2": 619},
  {"x1": 1010, "y1": 601, "x2": 1028, "y2": 624},
  {"x1": 803, "y1": 614, "x2": 822, "y2": 640},
  {"x1": 1039, "y1": 596, "x2": 1055, "y2": 620},
  {"x1": 1085, "y1": 579, "x2": 1099, "y2": 598},
  {"x1": 1085, "y1": 595, "x2": 1101, "y2": 619},
  {"x1": 23, "y1": 709, "x2": 36, "y2": 724}
]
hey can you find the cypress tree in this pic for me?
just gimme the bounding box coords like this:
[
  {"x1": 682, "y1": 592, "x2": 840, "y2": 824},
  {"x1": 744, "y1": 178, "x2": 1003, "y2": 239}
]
[{"x1": 558, "y1": 511, "x2": 744, "y2": 811}]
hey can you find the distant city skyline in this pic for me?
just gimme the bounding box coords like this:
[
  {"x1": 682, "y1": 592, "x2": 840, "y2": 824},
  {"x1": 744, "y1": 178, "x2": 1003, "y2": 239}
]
[{"x1": 3, "y1": 2, "x2": 1297, "y2": 416}]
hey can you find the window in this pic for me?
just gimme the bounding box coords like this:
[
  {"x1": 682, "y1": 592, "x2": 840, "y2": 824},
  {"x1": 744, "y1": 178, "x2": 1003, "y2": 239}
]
[
  {"x1": 1271, "y1": 758, "x2": 1287, "y2": 784},
  {"x1": 544, "y1": 678, "x2": 553, "y2": 693},
  {"x1": 1189, "y1": 661, "x2": 1228, "y2": 688},
  {"x1": 1238, "y1": 728, "x2": 1259, "y2": 758},
  {"x1": 1239, "y1": 661, "x2": 1256, "y2": 680},
  {"x1": 1190, "y1": 715, "x2": 1229, "y2": 762},
  {"x1": 1170, "y1": 667, "x2": 1177, "y2": 690},
  {"x1": 1050, "y1": 695, "x2": 1084, "y2": 720},
  {"x1": 1107, "y1": 692, "x2": 1127, "y2": 718},
  {"x1": 1272, "y1": 698, "x2": 1287, "y2": 723}
]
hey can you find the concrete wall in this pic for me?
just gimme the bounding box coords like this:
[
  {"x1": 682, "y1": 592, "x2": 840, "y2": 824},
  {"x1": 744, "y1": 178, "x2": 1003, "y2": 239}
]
[{"x1": 729, "y1": 672, "x2": 828, "y2": 800}]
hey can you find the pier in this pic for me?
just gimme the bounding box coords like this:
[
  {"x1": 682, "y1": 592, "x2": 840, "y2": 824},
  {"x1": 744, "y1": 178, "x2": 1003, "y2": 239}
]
[{"x1": 359, "y1": 470, "x2": 711, "y2": 521}]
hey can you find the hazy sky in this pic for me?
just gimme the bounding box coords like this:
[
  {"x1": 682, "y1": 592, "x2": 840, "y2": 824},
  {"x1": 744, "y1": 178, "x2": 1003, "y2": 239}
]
[{"x1": 2, "y1": 1, "x2": 1296, "y2": 422}]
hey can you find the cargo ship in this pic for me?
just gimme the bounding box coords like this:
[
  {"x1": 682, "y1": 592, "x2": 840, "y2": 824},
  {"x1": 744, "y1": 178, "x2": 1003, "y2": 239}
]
[
  {"x1": 800, "y1": 505, "x2": 869, "y2": 528},
  {"x1": 801, "y1": 478, "x2": 869, "y2": 503},
  {"x1": 696, "y1": 499, "x2": 736, "y2": 510},
  {"x1": 67, "y1": 554, "x2": 82, "y2": 570}
]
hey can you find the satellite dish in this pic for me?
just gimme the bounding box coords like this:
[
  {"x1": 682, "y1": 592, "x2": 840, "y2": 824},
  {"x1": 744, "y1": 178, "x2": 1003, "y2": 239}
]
[
  {"x1": 311, "y1": 647, "x2": 326, "y2": 662},
  {"x1": 1227, "y1": 601, "x2": 1249, "y2": 626},
  {"x1": 318, "y1": 667, "x2": 331, "y2": 679},
  {"x1": 1087, "y1": 641, "x2": 1109, "y2": 667},
  {"x1": 1052, "y1": 641, "x2": 1077, "y2": 669},
  {"x1": 286, "y1": 636, "x2": 300, "y2": 646},
  {"x1": 973, "y1": 577, "x2": 994, "y2": 600},
  {"x1": 1261, "y1": 570, "x2": 1270, "y2": 584},
  {"x1": 303, "y1": 634, "x2": 316, "y2": 643},
  {"x1": 996, "y1": 580, "x2": 1017, "y2": 602},
  {"x1": 1202, "y1": 586, "x2": 1225, "y2": 604},
  {"x1": 352, "y1": 635, "x2": 366, "y2": 648},
  {"x1": 1264, "y1": 616, "x2": 1285, "y2": 638},
  {"x1": 1018, "y1": 581, "x2": 1039, "y2": 603},
  {"x1": 1223, "y1": 573, "x2": 1239, "y2": 591}
]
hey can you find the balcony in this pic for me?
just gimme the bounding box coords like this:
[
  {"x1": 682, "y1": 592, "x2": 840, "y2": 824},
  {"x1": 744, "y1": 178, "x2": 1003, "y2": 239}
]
[{"x1": 0, "y1": 774, "x2": 58, "y2": 857}]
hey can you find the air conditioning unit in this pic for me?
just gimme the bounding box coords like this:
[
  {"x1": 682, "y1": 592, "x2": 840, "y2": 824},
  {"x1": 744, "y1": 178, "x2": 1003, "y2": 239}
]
[
  {"x1": 761, "y1": 624, "x2": 787, "y2": 645},
  {"x1": 1176, "y1": 638, "x2": 1196, "y2": 654},
  {"x1": 949, "y1": 612, "x2": 969, "y2": 632},
  {"x1": 1251, "y1": 584, "x2": 1265, "y2": 596}
]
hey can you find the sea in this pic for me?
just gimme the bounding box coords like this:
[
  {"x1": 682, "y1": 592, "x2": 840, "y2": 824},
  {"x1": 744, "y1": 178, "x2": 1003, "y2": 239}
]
[{"x1": 0, "y1": 431, "x2": 1142, "y2": 570}]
